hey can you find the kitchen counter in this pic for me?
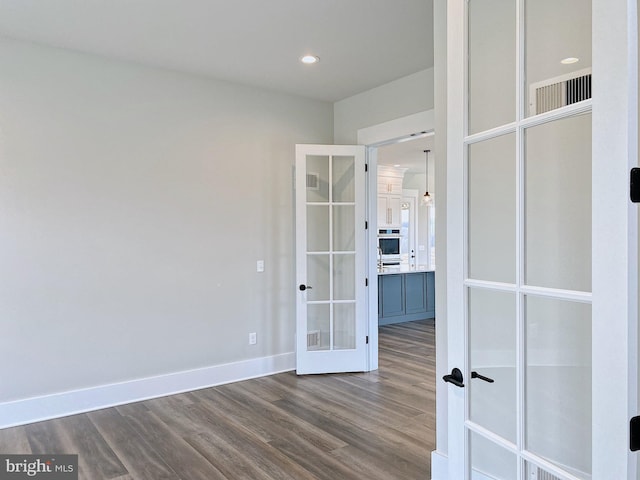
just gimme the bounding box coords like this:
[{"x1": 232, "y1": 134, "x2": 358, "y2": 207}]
[
  {"x1": 378, "y1": 269, "x2": 435, "y2": 325},
  {"x1": 377, "y1": 265, "x2": 435, "y2": 275}
]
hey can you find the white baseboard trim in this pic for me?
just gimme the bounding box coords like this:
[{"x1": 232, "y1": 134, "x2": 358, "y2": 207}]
[
  {"x1": 431, "y1": 450, "x2": 448, "y2": 479},
  {"x1": 0, "y1": 352, "x2": 295, "y2": 429}
]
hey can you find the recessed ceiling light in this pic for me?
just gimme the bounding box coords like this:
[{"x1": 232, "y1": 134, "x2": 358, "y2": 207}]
[
  {"x1": 561, "y1": 57, "x2": 579, "y2": 65},
  {"x1": 301, "y1": 55, "x2": 320, "y2": 65},
  {"x1": 394, "y1": 164, "x2": 401, "y2": 168}
]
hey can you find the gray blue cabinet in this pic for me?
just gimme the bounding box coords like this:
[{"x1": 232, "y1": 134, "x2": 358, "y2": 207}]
[{"x1": 378, "y1": 271, "x2": 435, "y2": 325}]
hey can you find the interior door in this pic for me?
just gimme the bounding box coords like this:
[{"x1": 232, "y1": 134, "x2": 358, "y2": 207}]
[
  {"x1": 295, "y1": 144, "x2": 367, "y2": 375},
  {"x1": 445, "y1": 0, "x2": 638, "y2": 479}
]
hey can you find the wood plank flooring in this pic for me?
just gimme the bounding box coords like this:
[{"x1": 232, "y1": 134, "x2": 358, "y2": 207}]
[{"x1": 0, "y1": 319, "x2": 436, "y2": 480}]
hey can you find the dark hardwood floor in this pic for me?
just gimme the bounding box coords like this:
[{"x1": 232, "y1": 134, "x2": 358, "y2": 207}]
[{"x1": 0, "y1": 319, "x2": 436, "y2": 480}]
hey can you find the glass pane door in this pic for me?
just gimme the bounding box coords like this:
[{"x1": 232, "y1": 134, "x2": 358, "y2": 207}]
[
  {"x1": 461, "y1": 0, "x2": 593, "y2": 478},
  {"x1": 295, "y1": 145, "x2": 367, "y2": 374},
  {"x1": 445, "y1": 0, "x2": 638, "y2": 478}
]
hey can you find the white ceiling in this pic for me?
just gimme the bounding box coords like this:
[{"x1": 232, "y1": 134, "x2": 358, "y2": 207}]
[
  {"x1": 0, "y1": 0, "x2": 433, "y2": 102},
  {"x1": 378, "y1": 135, "x2": 434, "y2": 174}
]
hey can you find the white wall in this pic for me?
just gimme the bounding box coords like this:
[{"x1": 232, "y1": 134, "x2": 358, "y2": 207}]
[
  {"x1": 334, "y1": 68, "x2": 434, "y2": 144},
  {"x1": 0, "y1": 37, "x2": 333, "y2": 405}
]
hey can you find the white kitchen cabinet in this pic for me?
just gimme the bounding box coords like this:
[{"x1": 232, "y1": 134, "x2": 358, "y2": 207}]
[
  {"x1": 377, "y1": 178, "x2": 403, "y2": 195},
  {"x1": 377, "y1": 165, "x2": 405, "y2": 228},
  {"x1": 378, "y1": 194, "x2": 402, "y2": 228}
]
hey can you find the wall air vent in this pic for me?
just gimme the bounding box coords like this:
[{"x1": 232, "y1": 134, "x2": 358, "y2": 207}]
[
  {"x1": 307, "y1": 330, "x2": 321, "y2": 349},
  {"x1": 528, "y1": 465, "x2": 563, "y2": 480},
  {"x1": 529, "y1": 67, "x2": 592, "y2": 116},
  {"x1": 306, "y1": 172, "x2": 320, "y2": 190},
  {"x1": 536, "y1": 469, "x2": 561, "y2": 480}
]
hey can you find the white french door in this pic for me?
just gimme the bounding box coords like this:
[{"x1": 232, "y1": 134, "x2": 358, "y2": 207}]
[
  {"x1": 446, "y1": 1, "x2": 638, "y2": 479},
  {"x1": 294, "y1": 144, "x2": 368, "y2": 375}
]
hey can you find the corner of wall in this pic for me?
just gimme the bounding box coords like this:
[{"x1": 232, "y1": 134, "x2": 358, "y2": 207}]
[{"x1": 333, "y1": 68, "x2": 435, "y2": 145}]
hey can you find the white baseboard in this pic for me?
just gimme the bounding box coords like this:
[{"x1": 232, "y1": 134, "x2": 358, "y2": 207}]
[
  {"x1": 0, "y1": 352, "x2": 295, "y2": 429},
  {"x1": 431, "y1": 450, "x2": 448, "y2": 479}
]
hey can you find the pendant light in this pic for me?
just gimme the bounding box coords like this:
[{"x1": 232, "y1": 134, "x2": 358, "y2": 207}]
[{"x1": 422, "y1": 149, "x2": 433, "y2": 206}]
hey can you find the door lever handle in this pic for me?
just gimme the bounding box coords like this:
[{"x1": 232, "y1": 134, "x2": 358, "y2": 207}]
[
  {"x1": 471, "y1": 371, "x2": 495, "y2": 383},
  {"x1": 443, "y1": 368, "x2": 464, "y2": 388},
  {"x1": 299, "y1": 284, "x2": 313, "y2": 291}
]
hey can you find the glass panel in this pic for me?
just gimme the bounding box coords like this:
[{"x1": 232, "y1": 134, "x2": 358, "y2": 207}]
[
  {"x1": 525, "y1": 114, "x2": 591, "y2": 292},
  {"x1": 333, "y1": 254, "x2": 355, "y2": 301},
  {"x1": 333, "y1": 205, "x2": 355, "y2": 251},
  {"x1": 307, "y1": 304, "x2": 330, "y2": 351},
  {"x1": 332, "y1": 155, "x2": 355, "y2": 202},
  {"x1": 468, "y1": 0, "x2": 516, "y2": 134},
  {"x1": 306, "y1": 255, "x2": 329, "y2": 301},
  {"x1": 334, "y1": 303, "x2": 356, "y2": 350},
  {"x1": 526, "y1": 296, "x2": 591, "y2": 477},
  {"x1": 525, "y1": 0, "x2": 592, "y2": 117},
  {"x1": 307, "y1": 205, "x2": 329, "y2": 252},
  {"x1": 468, "y1": 134, "x2": 516, "y2": 283},
  {"x1": 470, "y1": 431, "x2": 517, "y2": 480},
  {"x1": 469, "y1": 288, "x2": 517, "y2": 443},
  {"x1": 306, "y1": 155, "x2": 329, "y2": 202}
]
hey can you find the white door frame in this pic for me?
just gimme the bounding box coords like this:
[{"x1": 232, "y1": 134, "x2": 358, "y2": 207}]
[
  {"x1": 357, "y1": 110, "x2": 435, "y2": 372},
  {"x1": 592, "y1": 0, "x2": 638, "y2": 477},
  {"x1": 444, "y1": 0, "x2": 639, "y2": 478}
]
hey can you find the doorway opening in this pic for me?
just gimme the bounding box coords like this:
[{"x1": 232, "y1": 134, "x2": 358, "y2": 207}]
[
  {"x1": 375, "y1": 133, "x2": 435, "y2": 271},
  {"x1": 362, "y1": 124, "x2": 436, "y2": 372},
  {"x1": 366, "y1": 130, "x2": 438, "y2": 472}
]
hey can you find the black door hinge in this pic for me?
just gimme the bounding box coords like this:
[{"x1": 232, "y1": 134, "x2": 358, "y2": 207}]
[
  {"x1": 365, "y1": 221, "x2": 368, "y2": 230},
  {"x1": 365, "y1": 164, "x2": 368, "y2": 172},
  {"x1": 365, "y1": 278, "x2": 369, "y2": 287},
  {"x1": 631, "y1": 416, "x2": 640, "y2": 451},
  {"x1": 366, "y1": 335, "x2": 369, "y2": 344},
  {"x1": 631, "y1": 168, "x2": 640, "y2": 203}
]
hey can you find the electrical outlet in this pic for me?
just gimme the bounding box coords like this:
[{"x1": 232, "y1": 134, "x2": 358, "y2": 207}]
[
  {"x1": 256, "y1": 260, "x2": 264, "y2": 272},
  {"x1": 249, "y1": 332, "x2": 257, "y2": 345}
]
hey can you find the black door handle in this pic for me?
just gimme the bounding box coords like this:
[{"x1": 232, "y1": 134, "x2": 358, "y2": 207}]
[
  {"x1": 471, "y1": 371, "x2": 495, "y2": 383},
  {"x1": 299, "y1": 284, "x2": 313, "y2": 291},
  {"x1": 443, "y1": 368, "x2": 464, "y2": 388}
]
